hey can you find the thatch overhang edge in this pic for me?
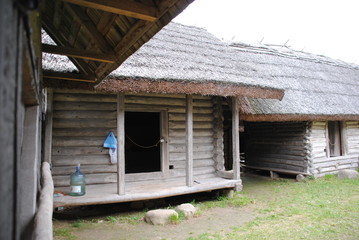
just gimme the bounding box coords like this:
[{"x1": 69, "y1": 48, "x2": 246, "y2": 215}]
[
  {"x1": 95, "y1": 77, "x2": 284, "y2": 99},
  {"x1": 240, "y1": 114, "x2": 359, "y2": 122}
]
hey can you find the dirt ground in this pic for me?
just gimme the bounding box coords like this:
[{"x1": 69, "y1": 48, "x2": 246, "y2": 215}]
[{"x1": 54, "y1": 174, "x2": 277, "y2": 240}]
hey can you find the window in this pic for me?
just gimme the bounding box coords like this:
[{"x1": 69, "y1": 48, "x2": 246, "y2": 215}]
[{"x1": 327, "y1": 121, "x2": 344, "y2": 157}]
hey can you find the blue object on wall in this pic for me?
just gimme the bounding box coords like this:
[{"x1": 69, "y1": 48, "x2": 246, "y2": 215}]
[{"x1": 103, "y1": 131, "x2": 117, "y2": 148}]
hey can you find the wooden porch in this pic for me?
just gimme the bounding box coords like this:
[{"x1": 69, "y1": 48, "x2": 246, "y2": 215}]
[{"x1": 53, "y1": 176, "x2": 241, "y2": 208}]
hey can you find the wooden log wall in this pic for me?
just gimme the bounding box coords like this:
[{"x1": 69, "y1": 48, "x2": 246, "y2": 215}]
[
  {"x1": 244, "y1": 121, "x2": 309, "y2": 173},
  {"x1": 51, "y1": 89, "x2": 217, "y2": 187},
  {"x1": 308, "y1": 121, "x2": 359, "y2": 176}
]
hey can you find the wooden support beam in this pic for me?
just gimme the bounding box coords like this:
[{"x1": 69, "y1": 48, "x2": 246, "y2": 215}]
[
  {"x1": 117, "y1": 93, "x2": 125, "y2": 195},
  {"x1": 63, "y1": 0, "x2": 157, "y2": 22},
  {"x1": 43, "y1": 89, "x2": 53, "y2": 164},
  {"x1": 186, "y1": 95, "x2": 194, "y2": 187},
  {"x1": 95, "y1": 0, "x2": 183, "y2": 80},
  {"x1": 63, "y1": 3, "x2": 114, "y2": 55},
  {"x1": 232, "y1": 96, "x2": 241, "y2": 180},
  {"x1": 42, "y1": 44, "x2": 116, "y2": 63},
  {"x1": 43, "y1": 71, "x2": 96, "y2": 83},
  {"x1": 42, "y1": 16, "x2": 95, "y2": 76}
]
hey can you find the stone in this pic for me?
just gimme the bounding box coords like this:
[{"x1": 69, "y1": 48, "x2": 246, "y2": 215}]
[
  {"x1": 337, "y1": 169, "x2": 359, "y2": 179},
  {"x1": 175, "y1": 203, "x2": 197, "y2": 218},
  {"x1": 144, "y1": 209, "x2": 178, "y2": 225},
  {"x1": 296, "y1": 174, "x2": 305, "y2": 182}
]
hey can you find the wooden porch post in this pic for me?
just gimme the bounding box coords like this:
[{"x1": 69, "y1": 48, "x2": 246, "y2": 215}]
[
  {"x1": 186, "y1": 95, "x2": 194, "y2": 187},
  {"x1": 43, "y1": 89, "x2": 53, "y2": 163},
  {"x1": 232, "y1": 96, "x2": 241, "y2": 180},
  {"x1": 117, "y1": 93, "x2": 125, "y2": 195}
]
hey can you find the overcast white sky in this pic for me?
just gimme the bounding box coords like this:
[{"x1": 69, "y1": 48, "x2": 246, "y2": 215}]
[{"x1": 174, "y1": 0, "x2": 359, "y2": 64}]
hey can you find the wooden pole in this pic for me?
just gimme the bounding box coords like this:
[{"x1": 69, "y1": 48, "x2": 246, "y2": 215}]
[
  {"x1": 33, "y1": 162, "x2": 54, "y2": 240},
  {"x1": 232, "y1": 96, "x2": 241, "y2": 180},
  {"x1": 186, "y1": 95, "x2": 194, "y2": 187},
  {"x1": 43, "y1": 89, "x2": 53, "y2": 163},
  {"x1": 117, "y1": 93, "x2": 125, "y2": 195}
]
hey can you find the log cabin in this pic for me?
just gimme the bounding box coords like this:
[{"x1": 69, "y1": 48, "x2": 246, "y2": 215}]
[
  {"x1": 42, "y1": 23, "x2": 284, "y2": 208},
  {"x1": 1, "y1": 0, "x2": 202, "y2": 239},
  {"x1": 229, "y1": 43, "x2": 359, "y2": 177}
]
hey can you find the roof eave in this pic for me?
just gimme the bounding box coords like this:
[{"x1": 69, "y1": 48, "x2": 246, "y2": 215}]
[
  {"x1": 240, "y1": 114, "x2": 359, "y2": 122},
  {"x1": 95, "y1": 78, "x2": 284, "y2": 99}
]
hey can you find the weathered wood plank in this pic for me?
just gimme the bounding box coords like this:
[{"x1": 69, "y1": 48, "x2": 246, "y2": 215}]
[
  {"x1": 54, "y1": 101, "x2": 116, "y2": 111},
  {"x1": 186, "y1": 95, "x2": 193, "y2": 187},
  {"x1": 52, "y1": 146, "x2": 108, "y2": 155},
  {"x1": 169, "y1": 152, "x2": 214, "y2": 161},
  {"x1": 52, "y1": 164, "x2": 117, "y2": 176},
  {"x1": 232, "y1": 97, "x2": 240, "y2": 180},
  {"x1": 169, "y1": 129, "x2": 213, "y2": 137},
  {"x1": 52, "y1": 155, "x2": 110, "y2": 166},
  {"x1": 44, "y1": 90, "x2": 53, "y2": 163},
  {"x1": 55, "y1": 93, "x2": 115, "y2": 103},
  {"x1": 169, "y1": 144, "x2": 214, "y2": 153},
  {"x1": 53, "y1": 110, "x2": 116, "y2": 119},
  {"x1": 52, "y1": 137, "x2": 106, "y2": 147},
  {"x1": 53, "y1": 118, "x2": 116, "y2": 128},
  {"x1": 117, "y1": 93, "x2": 125, "y2": 195}
]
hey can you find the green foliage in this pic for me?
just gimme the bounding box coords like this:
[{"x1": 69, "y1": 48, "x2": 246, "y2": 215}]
[
  {"x1": 53, "y1": 227, "x2": 76, "y2": 240},
  {"x1": 168, "y1": 213, "x2": 180, "y2": 224},
  {"x1": 105, "y1": 216, "x2": 117, "y2": 223},
  {"x1": 188, "y1": 177, "x2": 359, "y2": 240}
]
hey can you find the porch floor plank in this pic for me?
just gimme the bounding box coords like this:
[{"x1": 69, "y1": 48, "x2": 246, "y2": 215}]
[{"x1": 53, "y1": 176, "x2": 241, "y2": 208}]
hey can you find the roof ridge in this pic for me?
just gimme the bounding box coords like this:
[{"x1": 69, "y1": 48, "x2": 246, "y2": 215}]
[{"x1": 230, "y1": 42, "x2": 359, "y2": 70}]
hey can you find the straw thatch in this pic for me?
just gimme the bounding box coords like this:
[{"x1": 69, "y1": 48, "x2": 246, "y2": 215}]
[
  {"x1": 43, "y1": 23, "x2": 284, "y2": 99},
  {"x1": 230, "y1": 43, "x2": 359, "y2": 121},
  {"x1": 42, "y1": 22, "x2": 359, "y2": 120}
]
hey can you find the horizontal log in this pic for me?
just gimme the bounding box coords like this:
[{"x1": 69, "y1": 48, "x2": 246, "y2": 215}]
[
  {"x1": 169, "y1": 121, "x2": 213, "y2": 129},
  {"x1": 248, "y1": 148, "x2": 306, "y2": 156},
  {"x1": 169, "y1": 136, "x2": 213, "y2": 144},
  {"x1": 53, "y1": 119, "x2": 117, "y2": 128},
  {"x1": 52, "y1": 146, "x2": 108, "y2": 156},
  {"x1": 54, "y1": 173, "x2": 117, "y2": 187},
  {"x1": 53, "y1": 128, "x2": 116, "y2": 137},
  {"x1": 52, "y1": 155, "x2": 110, "y2": 166},
  {"x1": 246, "y1": 153, "x2": 306, "y2": 162},
  {"x1": 54, "y1": 102, "x2": 116, "y2": 111},
  {"x1": 52, "y1": 137, "x2": 106, "y2": 147},
  {"x1": 169, "y1": 129, "x2": 213, "y2": 137},
  {"x1": 53, "y1": 110, "x2": 116, "y2": 119},
  {"x1": 247, "y1": 162, "x2": 304, "y2": 172},
  {"x1": 312, "y1": 155, "x2": 358, "y2": 164},
  {"x1": 169, "y1": 144, "x2": 214, "y2": 153},
  {"x1": 56, "y1": 94, "x2": 108, "y2": 103},
  {"x1": 42, "y1": 44, "x2": 116, "y2": 63},
  {"x1": 169, "y1": 113, "x2": 213, "y2": 122},
  {"x1": 52, "y1": 164, "x2": 117, "y2": 176},
  {"x1": 170, "y1": 159, "x2": 215, "y2": 169},
  {"x1": 169, "y1": 152, "x2": 213, "y2": 161},
  {"x1": 246, "y1": 156, "x2": 306, "y2": 168}
]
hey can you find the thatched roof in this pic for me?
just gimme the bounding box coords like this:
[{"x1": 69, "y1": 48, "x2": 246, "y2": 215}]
[
  {"x1": 41, "y1": 0, "x2": 196, "y2": 84},
  {"x1": 43, "y1": 23, "x2": 284, "y2": 99},
  {"x1": 231, "y1": 43, "x2": 359, "y2": 121}
]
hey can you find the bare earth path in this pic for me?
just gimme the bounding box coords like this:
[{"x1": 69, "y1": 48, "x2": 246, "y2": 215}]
[{"x1": 54, "y1": 175, "x2": 275, "y2": 240}]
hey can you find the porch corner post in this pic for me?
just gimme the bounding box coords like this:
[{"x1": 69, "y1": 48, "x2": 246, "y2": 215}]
[
  {"x1": 232, "y1": 96, "x2": 241, "y2": 180},
  {"x1": 117, "y1": 93, "x2": 125, "y2": 195},
  {"x1": 186, "y1": 95, "x2": 194, "y2": 187}
]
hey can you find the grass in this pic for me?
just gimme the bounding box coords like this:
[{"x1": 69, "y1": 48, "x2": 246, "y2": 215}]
[
  {"x1": 189, "y1": 176, "x2": 359, "y2": 240},
  {"x1": 53, "y1": 176, "x2": 359, "y2": 240}
]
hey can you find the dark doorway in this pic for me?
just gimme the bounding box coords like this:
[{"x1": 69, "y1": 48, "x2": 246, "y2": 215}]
[{"x1": 125, "y1": 112, "x2": 161, "y2": 173}]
